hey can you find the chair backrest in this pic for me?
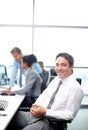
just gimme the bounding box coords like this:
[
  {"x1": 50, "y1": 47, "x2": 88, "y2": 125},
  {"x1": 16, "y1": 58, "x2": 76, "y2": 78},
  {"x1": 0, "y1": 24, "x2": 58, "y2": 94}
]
[
  {"x1": 46, "y1": 68, "x2": 57, "y2": 85},
  {"x1": 76, "y1": 78, "x2": 82, "y2": 85}
]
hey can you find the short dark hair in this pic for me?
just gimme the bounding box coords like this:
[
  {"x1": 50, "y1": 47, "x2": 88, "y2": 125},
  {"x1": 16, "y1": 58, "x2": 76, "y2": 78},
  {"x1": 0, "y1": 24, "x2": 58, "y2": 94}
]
[
  {"x1": 22, "y1": 55, "x2": 31, "y2": 67},
  {"x1": 56, "y1": 52, "x2": 74, "y2": 67},
  {"x1": 10, "y1": 47, "x2": 22, "y2": 54},
  {"x1": 22, "y1": 54, "x2": 37, "y2": 67},
  {"x1": 29, "y1": 54, "x2": 37, "y2": 63}
]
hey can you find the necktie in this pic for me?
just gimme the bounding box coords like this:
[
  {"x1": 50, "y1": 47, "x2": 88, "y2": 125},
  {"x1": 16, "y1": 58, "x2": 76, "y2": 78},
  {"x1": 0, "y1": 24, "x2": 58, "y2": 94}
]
[{"x1": 47, "y1": 80, "x2": 62, "y2": 109}]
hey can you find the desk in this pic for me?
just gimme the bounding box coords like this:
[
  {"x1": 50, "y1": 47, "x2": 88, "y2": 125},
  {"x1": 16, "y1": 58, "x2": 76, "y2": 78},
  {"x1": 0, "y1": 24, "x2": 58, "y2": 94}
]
[{"x1": 0, "y1": 95, "x2": 25, "y2": 130}]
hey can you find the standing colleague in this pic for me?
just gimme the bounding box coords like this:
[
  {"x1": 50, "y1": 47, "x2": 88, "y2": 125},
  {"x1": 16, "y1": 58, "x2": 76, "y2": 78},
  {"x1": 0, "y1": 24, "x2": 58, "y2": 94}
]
[
  {"x1": 9, "y1": 47, "x2": 25, "y2": 89},
  {"x1": 10, "y1": 52, "x2": 84, "y2": 130}
]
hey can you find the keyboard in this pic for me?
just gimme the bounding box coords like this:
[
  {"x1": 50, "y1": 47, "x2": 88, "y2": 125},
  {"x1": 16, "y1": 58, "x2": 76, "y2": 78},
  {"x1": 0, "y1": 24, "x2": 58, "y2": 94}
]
[{"x1": 0, "y1": 100, "x2": 8, "y2": 110}]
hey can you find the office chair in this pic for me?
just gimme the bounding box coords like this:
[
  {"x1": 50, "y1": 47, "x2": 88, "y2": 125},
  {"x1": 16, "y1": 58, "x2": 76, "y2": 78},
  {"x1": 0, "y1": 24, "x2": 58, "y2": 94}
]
[
  {"x1": 47, "y1": 68, "x2": 57, "y2": 84},
  {"x1": 76, "y1": 78, "x2": 82, "y2": 85},
  {"x1": 47, "y1": 116, "x2": 72, "y2": 130}
]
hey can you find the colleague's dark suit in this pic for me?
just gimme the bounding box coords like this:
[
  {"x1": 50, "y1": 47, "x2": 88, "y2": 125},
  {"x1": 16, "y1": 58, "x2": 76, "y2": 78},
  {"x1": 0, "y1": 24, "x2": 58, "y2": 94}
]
[{"x1": 13, "y1": 68, "x2": 42, "y2": 107}]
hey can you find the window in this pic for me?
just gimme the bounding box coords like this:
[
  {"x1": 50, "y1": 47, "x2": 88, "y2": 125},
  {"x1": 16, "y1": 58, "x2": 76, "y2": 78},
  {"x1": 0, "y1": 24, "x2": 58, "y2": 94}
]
[{"x1": 0, "y1": 0, "x2": 88, "y2": 95}]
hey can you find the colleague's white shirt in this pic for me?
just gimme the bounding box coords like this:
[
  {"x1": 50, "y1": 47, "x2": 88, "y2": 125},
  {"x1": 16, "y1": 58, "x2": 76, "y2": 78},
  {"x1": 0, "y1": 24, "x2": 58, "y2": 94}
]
[{"x1": 35, "y1": 74, "x2": 84, "y2": 120}]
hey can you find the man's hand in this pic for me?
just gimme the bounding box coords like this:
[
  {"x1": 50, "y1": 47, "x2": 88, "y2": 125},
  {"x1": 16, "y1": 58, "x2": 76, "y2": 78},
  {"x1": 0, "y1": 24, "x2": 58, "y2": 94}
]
[{"x1": 30, "y1": 104, "x2": 46, "y2": 117}]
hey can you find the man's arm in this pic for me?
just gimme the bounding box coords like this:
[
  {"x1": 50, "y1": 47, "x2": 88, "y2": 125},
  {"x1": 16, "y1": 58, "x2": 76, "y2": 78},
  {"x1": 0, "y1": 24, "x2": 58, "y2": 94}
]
[
  {"x1": 30, "y1": 104, "x2": 46, "y2": 117},
  {"x1": 9, "y1": 62, "x2": 18, "y2": 89}
]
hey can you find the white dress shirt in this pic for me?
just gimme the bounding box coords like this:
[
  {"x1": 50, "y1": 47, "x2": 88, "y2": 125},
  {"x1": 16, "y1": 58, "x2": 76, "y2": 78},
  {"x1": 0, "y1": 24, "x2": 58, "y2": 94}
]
[{"x1": 35, "y1": 74, "x2": 84, "y2": 120}]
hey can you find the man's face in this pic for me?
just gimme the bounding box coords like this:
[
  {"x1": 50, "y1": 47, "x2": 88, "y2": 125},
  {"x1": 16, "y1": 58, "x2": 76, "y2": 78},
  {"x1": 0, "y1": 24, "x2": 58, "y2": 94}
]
[
  {"x1": 55, "y1": 56, "x2": 73, "y2": 79},
  {"x1": 12, "y1": 52, "x2": 22, "y2": 62}
]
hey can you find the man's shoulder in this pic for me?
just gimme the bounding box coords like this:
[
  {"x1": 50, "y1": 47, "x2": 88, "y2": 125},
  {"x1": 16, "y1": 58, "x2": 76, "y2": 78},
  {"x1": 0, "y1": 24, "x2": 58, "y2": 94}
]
[{"x1": 12, "y1": 60, "x2": 18, "y2": 66}]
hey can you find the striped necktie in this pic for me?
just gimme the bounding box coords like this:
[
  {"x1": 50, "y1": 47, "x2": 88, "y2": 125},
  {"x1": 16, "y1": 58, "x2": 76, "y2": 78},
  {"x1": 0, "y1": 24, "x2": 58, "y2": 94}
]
[{"x1": 47, "y1": 80, "x2": 62, "y2": 109}]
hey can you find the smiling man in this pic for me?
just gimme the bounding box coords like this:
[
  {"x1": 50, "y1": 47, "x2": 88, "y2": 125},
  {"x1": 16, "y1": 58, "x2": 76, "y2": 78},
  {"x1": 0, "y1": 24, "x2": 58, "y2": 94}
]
[
  {"x1": 11, "y1": 52, "x2": 84, "y2": 130},
  {"x1": 55, "y1": 52, "x2": 74, "y2": 79}
]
